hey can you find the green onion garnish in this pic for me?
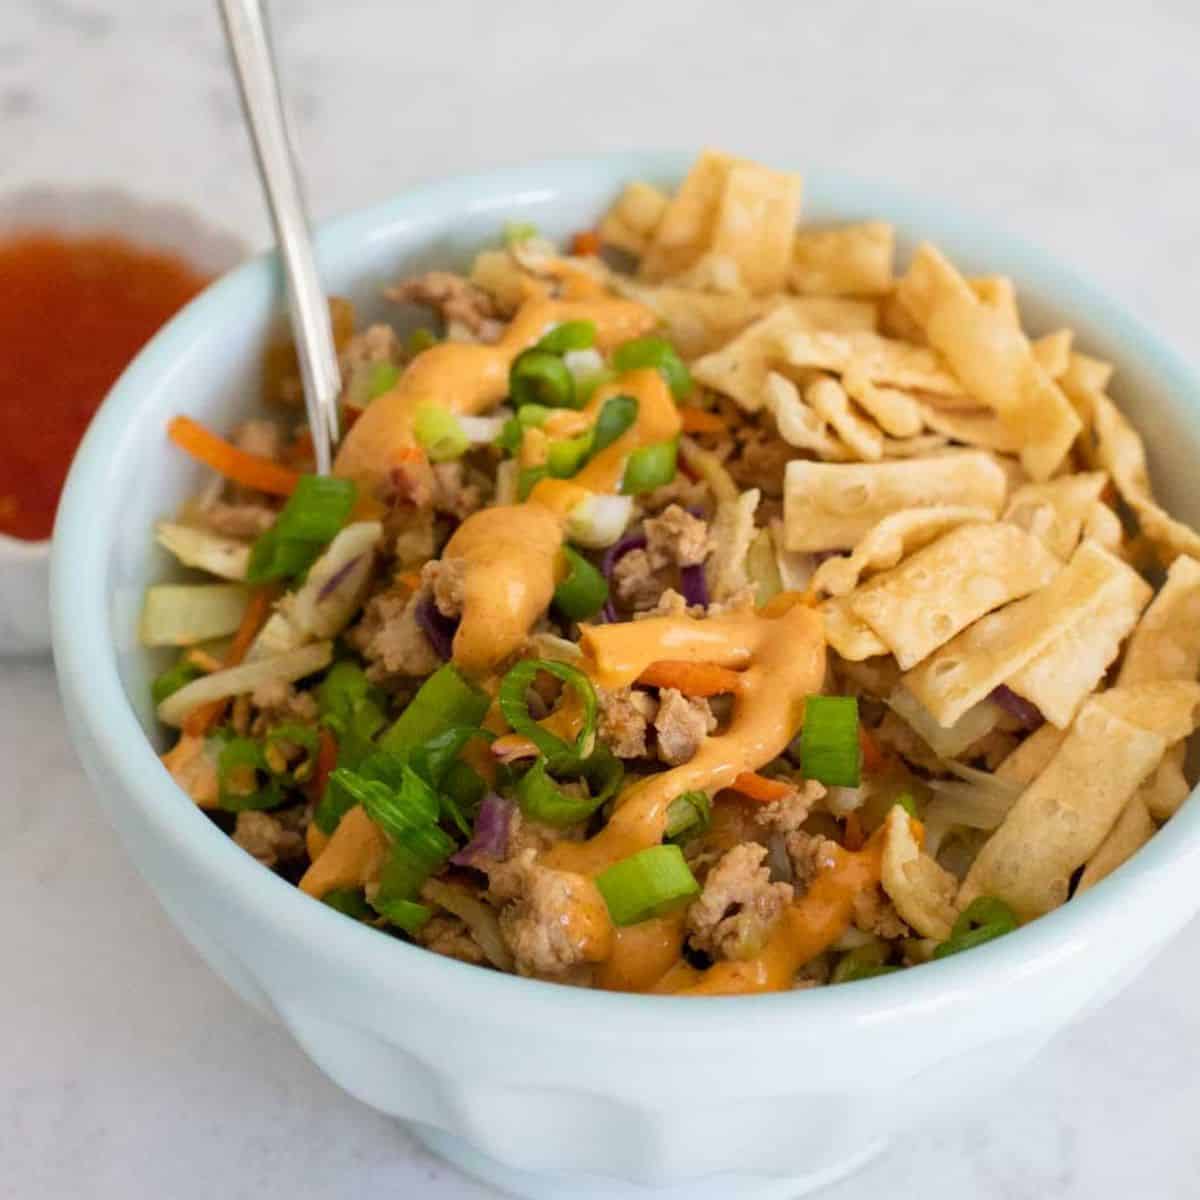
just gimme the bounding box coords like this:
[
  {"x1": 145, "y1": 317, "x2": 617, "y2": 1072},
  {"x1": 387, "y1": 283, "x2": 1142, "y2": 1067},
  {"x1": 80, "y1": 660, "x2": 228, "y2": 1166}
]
[
  {"x1": 553, "y1": 546, "x2": 609, "y2": 622},
  {"x1": 620, "y1": 437, "x2": 678, "y2": 495},
  {"x1": 151, "y1": 657, "x2": 204, "y2": 706},
  {"x1": 592, "y1": 394, "x2": 639, "y2": 455},
  {"x1": 498, "y1": 657, "x2": 598, "y2": 762},
  {"x1": 371, "y1": 895, "x2": 432, "y2": 934},
  {"x1": 263, "y1": 721, "x2": 320, "y2": 780},
  {"x1": 595, "y1": 844, "x2": 700, "y2": 926},
  {"x1": 517, "y1": 465, "x2": 549, "y2": 500},
  {"x1": 413, "y1": 405, "x2": 469, "y2": 462},
  {"x1": 217, "y1": 737, "x2": 283, "y2": 812},
  {"x1": 536, "y1": 320, "x2": 597, "y2": 355},
  {"x1": 547, "y1": 432, "x2": 595, "y2": 479},
  {"x1": 894, "y1": 792, "x2": 918, "y2": 818},
  {"x1": 800, "y1": 695, "x2": 862, "y2": 787},
  {"x1": 509, "y1": 349, "x2": 577, "y2": 409},
  {"x1": 503, "y1": 220, "x2": 539, "y2": 247},
  {"x1": 611, "y1": 335, "x2": 692, "y2": 399},
  {"x1": 380, "y1": 663, "x2": 490, "y2": 756},
  {"x1": 933, "y1": 896, "x2": 1019, "y2": 959},
  {"x1": 367, "y1": 362, "x2": 400, "y2": 399},
  {"x1": 247, "y1": 474, "x2": 357, "y2": 584},
  {"x1": 831, "y1": 942, "x2": 898, "y2": 984},
  {"x1": 321, "y1": 888, "x2": 374, "y2": 920},
  {"x1": 515, "y1": 748, "x2": 623, "y2": 827},
  {"x1": 665, "y1": 790, "x2": 711, "y2": 842}
]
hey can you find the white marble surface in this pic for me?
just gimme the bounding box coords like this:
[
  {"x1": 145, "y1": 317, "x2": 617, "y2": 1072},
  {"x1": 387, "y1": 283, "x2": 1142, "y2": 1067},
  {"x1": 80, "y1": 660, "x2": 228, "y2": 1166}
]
[{"x1": 4, "y1": 1, "x2": 1200, "y2": 1196}]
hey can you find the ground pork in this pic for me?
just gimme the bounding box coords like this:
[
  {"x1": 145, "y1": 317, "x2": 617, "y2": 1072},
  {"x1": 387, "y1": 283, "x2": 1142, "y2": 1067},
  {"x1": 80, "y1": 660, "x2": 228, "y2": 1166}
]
[
  {"x1": 597, "y1": 686, "x2": 655, "y2": 758},
  {"x1": 643, "y1": 504, "x2": 711, "y2": 569},
  {"x1": 388, "y1": 271, "x2": 505, "y2": 343},
  {"x1": 611, "y1": 548, "x2": 664, "y2": 610},
  {"x1": 653, "y1": 688, "x2": 716, "y2": 766},
  {"x1": 416, "y1": 915, "x2": 487, "y2": 966},
  {"x1": 706, "y1": 585, "x2": 757, "y2": 616},
  {"x1": 233, "y1": 418, "x2": 284, "y2": 462},
  {"x1": 232, "y1": 809, "x2": 306, "y2": 870},
  {"x1": 504, "y1": 809, "x2": 584, "y2": 859},
  {"x1": 786, "y1": 831, "x2": 841, "y2": 894},
  {"x1": 421, "y1": 556, "x2": 467, "y2": 619},
  {"x1": 489, "y1": 849, "x2": 612, "y2": 977},
  {"x1": 686, "y1": 843, "x2": 794, "y2": 961},
  {"x1": 431, "y1": 461, "x2": 485, "y2": 520},
  {"x1": 386, "y1": 507, "x2": 436, "y2": 567},
  {"x1": 633, "y1": 588, "x2": 704, "y2": 621},
  {"x1": 756, "y1": 779, "x2": 827, "y2": 834},
  {"x1": 852, "y1": 887, "x2": 911, "y2": 940},
  {"x1": 248, "y1": 680, "x2": 319, "y2": 731},
  {"x1": 199, "y1": 500, "x2": 279, "y2": 539},
  {"x1": 728, "y1": 427, "x2": 792, "y2": 497},
  {"x1": 341, "y1": 322, "x2": 400, "y2": 376},
  {"x1": 640, "y1": 475, "x2": 711, "y2": 514},
  {"x1": 348, "y1": 587, "x2": 440, "y2": 682}
]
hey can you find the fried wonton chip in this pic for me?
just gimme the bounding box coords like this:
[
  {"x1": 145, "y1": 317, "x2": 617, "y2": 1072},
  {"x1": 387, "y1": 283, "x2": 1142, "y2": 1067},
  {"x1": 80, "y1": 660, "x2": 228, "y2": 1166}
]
[
  {"x1": 469, "y1": 248, "x2": 537, "y2": 314},
  {"x1": 903, "y1": 541, "x2": 1132, "y2": 727},
  {"x1": 706, "y1": 488, "x2": 760, "y2": 602},
  {"x1": 994, "y1": 722, "x2": 1067, "y2": 786},
  {"x1": 789, "y1": 222, "x2": 894, "y2": 297},
  {"x1": 960, "y1": 697, "x2": 1167, "y2": 919},
  {"x1": 640, "y1": 151, "x2": 802, "y2": 295},
  {"x1": 1005, "y1": 563, "x2": 1151, "y2": 727},
  {"x1": 1094, "y1": 680, "x2": 1200, "y2": 743},
  {"x1": 609, "y1": 279, "x2": 763, "y2": 359},
  {"x1": 1077, "y1": 386, "x2": 1200, "y2": 565},
  {"x1": 1137, "y1": 741, "x2": 1190, "y2": 821},
  {"x1": 970, "y1": 276, "x2": 1019, "y2": 327},
  {"x1": 918, "y1": 403, "x2": 1026, "y2": 453},
  {"x1": 599, "y1": 180, "x2": 670, "y2": 257},
  {"x1": 881, "y1": 805, "x2": 959, "y2": 939},
  {"x1": 895, "y1": 244, "x2": 1081, "y2": 481},
  {"x1": 847, "y1": 523, "x2": 1059, "y2": 670},
  {"x1": 841, "y1": 364, "x2": 923, "y2": 437},
  {"x1": 811, "y1": 505, "x2": 992, "y2": 597},
  {"x1": 1118, "y1": 555, "x2": 1200, "y2": 685},
  {"x1": 1030, "y1": 329, "x2": 1074, "y2": 379},
  {"x1": 1083, "y1": 500, "x2": 1124, "y2": 555},
  {"x1": 764, "y1": 372, "x2": 849, "y2": 460},
  {"x1": 1061, "y1": 350, "x2": 1114, "y2": 395},
  {"x1": 880, "y1": 433, "x2": 950, "y2": 458},
  {"x1": 820, "y1": 595, "x2": 888, "y2": 660},
  {"x1": 782, "y1": 453, "x2": 1007, "y2": 553},
  {"x1": 1076, "y1": 796, "x2": 1156, "y2": 895},
  {"x1": 805, "y1": 376, "x2": 883, "y2": 461},
  {"x1": 776, "y1": 328, "x2": 963, "y2": 396},
  {"x1": 1003, "y1": 472, "x2": 1108, "y2": 561}
]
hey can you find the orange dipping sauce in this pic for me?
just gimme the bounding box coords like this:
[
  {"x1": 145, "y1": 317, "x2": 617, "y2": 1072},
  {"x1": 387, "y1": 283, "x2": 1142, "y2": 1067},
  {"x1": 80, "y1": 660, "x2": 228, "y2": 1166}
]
[{"x1": 0, "y1": 233, "x2": 211, "y2": 541}]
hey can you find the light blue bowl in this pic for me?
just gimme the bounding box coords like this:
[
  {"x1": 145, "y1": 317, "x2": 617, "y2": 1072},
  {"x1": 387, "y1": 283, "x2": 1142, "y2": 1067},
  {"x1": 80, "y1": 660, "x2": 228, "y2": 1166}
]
[{"x1": 52, "y1": 153, "x2": 1200, "y2": 1200}]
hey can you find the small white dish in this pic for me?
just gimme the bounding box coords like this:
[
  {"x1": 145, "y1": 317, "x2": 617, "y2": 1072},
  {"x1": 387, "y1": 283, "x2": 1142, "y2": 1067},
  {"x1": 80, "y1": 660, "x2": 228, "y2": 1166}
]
[{"x1": 0, "y1": 187, "x2": 246, "y2": 655}]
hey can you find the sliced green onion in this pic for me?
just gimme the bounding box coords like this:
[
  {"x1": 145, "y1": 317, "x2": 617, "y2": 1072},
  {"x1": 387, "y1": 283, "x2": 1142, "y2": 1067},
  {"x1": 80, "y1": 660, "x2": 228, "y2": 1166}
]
[
  {"x1": 367, "y1": 362, "x2": 400, "y2": 399},
  {"x1": 595, "y1": 844, "x2": 700, "y2": 926},
  {"x1": 621, "y1": 437, "x2": 678, "y2": 495},
  {"x1": 547, "y1": 432, "x2": 594, "y2": 479},
  {"x1": 515, "y1": 748, "x2": 623, "y2": 827},
  {"x1": 592, "y1": 394, "x2": 639, "y2": 454},
  {"x1": 612, "y1": 335, "x2": 692, "y2": 399},
  {"x1": 405, "y1": 328, "x2": 438, "y2": 358},
  {"x1": 800, "y1": 695, "x2": 862, "y2": 788},
  {"x1": 510, "y1": 349, "x2": 576, "y2": 409},
  {"x1": 317, "y1": 660, "x2": 387, "y2": 771},
  {"x1": 665, "y1": 790, "x2": 711, "y2": 842},
  {"x1": 933, "y1": 896, "x2": 1019, "y2": 959},
  {"x1": 831, "y1": 942, "x2": 898, "y2": 984},
  {"x1": 498, "y1": 658, "x2": 598, "y2": 761},
  {"x1": 247, "y1": 474, "x2": 357, "y2": 584},
  {"x1": 553, "y1": 546, "x2": 608, "y2": 621},
  {"x1": 517, "y1": 465, "x2": 549, "y2": 500},
  {"x1": 372, "y1": 896, "x2": 432, "y2": 934},
  {"x1": 151, "y1": 657, "x2": 204, "y2": 706},
  {"x1": 537, "y1": 320, "x2": 596, "y2": 355},
  {"x1": 496, "y1": 404, "x2": 553, "y2": 455},
  {"x1": 566, "y1": 350, "x2": 614, "y2": 405},
  {"x1": 263, "y1": 721, "x2": 320, "y2": 780},
  {"x1": 442, "y1": 760, "x2": 486, "y2": 812},
  {"x1": 894, "y1": 792, "x2": 918, "y2": 818},
  {"x1": 381, "y1": 664, "x2": 491, "y2": 756},
  {"x1": 322, "y1": 888, "x2": 373, "y2": 920},
  {"x1": 503, "y1": 220, "x2": 538, "y2": 247},
  {"x1": 413, "y1": 406, "x2": 469, "y2": 462},
  {"x1": 217, "y1": 737, "x2": 283, "y2": 812}
]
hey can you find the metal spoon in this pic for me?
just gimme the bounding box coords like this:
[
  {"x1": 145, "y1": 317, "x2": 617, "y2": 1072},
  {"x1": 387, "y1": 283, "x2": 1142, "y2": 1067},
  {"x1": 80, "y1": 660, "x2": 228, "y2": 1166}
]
[{"x1": 217, "y1": 0, "x2": 340, "y2": 474}]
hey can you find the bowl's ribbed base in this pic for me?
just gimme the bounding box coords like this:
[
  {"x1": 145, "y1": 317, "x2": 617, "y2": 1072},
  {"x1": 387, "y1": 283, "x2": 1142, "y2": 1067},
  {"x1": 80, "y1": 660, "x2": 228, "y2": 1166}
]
[{"x1": 410, "y1": 1123, "x2": 886, "y2": 1200}]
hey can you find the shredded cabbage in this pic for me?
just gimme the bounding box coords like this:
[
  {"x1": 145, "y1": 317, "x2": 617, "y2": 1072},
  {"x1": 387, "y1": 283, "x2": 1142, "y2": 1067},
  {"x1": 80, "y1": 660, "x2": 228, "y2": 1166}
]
[
  {"x1": 155, "y1": 523, "x2": 251, "y2": 581},
  {"x1": 422, "y1": 878, "x2": 514, "y2": 971},
  {"x1": 887, "y1": 686, "x2": 1000, "y2": 759},
  {"x1": 139, "y1": 584, "x2": 250, "y2": 648}
]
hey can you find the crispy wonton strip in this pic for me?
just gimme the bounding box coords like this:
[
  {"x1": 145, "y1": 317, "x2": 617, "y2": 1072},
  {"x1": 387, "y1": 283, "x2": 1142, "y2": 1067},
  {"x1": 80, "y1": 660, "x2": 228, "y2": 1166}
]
[
  {"x1": 895, "y1": 243, "x2": 1081, "y2": 481},
  {"x1": 841, "y1": 364, "x2": 923, "y2": 437},
  {"x1": 776, "y1": 328, "x2": 963, "y2": 395},
  {"x1": 960, "y1": 697, "x2": 1167, "y2": 920},
  {"x1": 994, "y1": 722, "x2": 1067, "y2": 786},
  {"x1": 880, "y1": 805, "x2": 959, "y2": 939},
  {"x1": 1003, "y1": 472, "x2": 1108, "y2": 561},
  {"x1": 918, "y1": 403, "x2": 1025, "y2": 454},
  {"x1": 1137, "y1": 742, "x2": 1190, "y2": 821},
  {"x1": 1118, "y1": 555, "x2": 1200, "y2": 685},
  {"x1": 1030, "y1": 329, "x2": 1074, "y2": 379},
  {"x1": 599, "y1": 180, "x2": 670, "y2": 257},
  {"x1": 805, "y1": 376, "x2": 883, "y2": 461},
  {"x1": 789, "y1": 222, "x2": 894, "y2": 297},
  {"x1": 764, "y1": 372, "x2": 849, "y2": 460},
  {"x1": 811, "y1": 505, "x2": 993, "y2": 597},
  {"x1": 1075, "y1": 797, "x2": 1156, "y2": 895},
  {"x1": 903, "y1": 541, "x2": 1133, "y2": 727},
  {"x1": 782, "y1": 453, "x2": 1006, "y2": 554}
]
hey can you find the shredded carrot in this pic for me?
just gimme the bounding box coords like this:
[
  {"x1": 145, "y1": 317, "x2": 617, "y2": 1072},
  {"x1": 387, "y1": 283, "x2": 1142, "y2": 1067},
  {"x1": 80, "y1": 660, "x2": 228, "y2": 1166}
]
[
  {"x1": 678, "y1": 407, "x2": 728, "y2": 435},
  {"x1": 167, "y1": 415, "x2": 301, "y2": 496},
  {"x1": 393, "y1": 444, "x2": 427, "y2": 466},
  {"x1": 843, "y1": 810, "x2": 866, "y2": 851},
  {"x1": 731, "y1": 771, "x2": 794, "y2": 804},
  {"x1": 183, "y1": 647, "x2": 224, "y2": 673},
  {"x1": 571, "y1": 229, "x2": 602, "y2": 257},
  {"x1": 310, "y1": 727, "x2": 338, "y2": 801},
  {"x1": 181, "y1": 584, "x2": 278, "y2": 736},
  {"x1": 398, "y1": 570, "x2": 423, "y2": 592},
  {"x1": 491, "y1": 733, "x2": 540, "y2": 762},
  {"x1": 859, "y1": 725, "x2": 888, "y2": 775},
  {"x1": 638, "y1": 660, "x2": 743, "y2": 697}
]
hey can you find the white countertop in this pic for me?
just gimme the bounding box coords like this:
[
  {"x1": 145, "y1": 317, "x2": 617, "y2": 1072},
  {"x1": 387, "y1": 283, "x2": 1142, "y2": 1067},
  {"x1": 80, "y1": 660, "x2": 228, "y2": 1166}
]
[{"x1": 5, "y1": 1, "x2": 1200, "y2": 1196}]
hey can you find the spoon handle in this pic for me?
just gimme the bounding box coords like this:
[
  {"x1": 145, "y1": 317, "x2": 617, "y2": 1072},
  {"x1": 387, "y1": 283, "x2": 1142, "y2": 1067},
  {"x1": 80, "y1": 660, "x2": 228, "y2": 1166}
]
[{"x1": 218, "y1": 0, "x2": 340, "y2": 474}]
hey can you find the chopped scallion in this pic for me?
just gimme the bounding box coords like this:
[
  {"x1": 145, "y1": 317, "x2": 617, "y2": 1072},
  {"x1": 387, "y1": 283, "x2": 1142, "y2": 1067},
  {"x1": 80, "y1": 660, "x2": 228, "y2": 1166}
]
[
  {"x1": 800, "y1": 695, "x2": 862, "y2": 787},
  {"x1": 151, "y1": 657, "x2": 204, "y2": 706},
  {"x1": 553, "y1": 546, "x2": 608, "y2": 622},
  {"x1": 247, "y1": 474, "x2": 357, "y2": 584},
  {"x1": 592, "y1": 394, "x2": 638, "y2": 454},
  {"x1": 933, "y1": 896, "x2": 1018, "y2": 959},
  {"x1": 380, "y1": 663, "x2": 490, "y2": 756},
  {"x1": 367, "y1": 362, "x2": 400, "y2": 399},
  {"x1": 620, "y1": 437, "x2": 678, "y2": 495},
  {"x1": 595, "y1": 844, "x2": 700, "y2": 926},
  {"x1": 536, "y1": 320, "x2": 596, "y2": 355},
  {"x1": 413, "y1": 406, "x2": 469, "y2": 462},
  {"x1": 514, "y1": 748, "x2": 623, "y2": 827},
  {"x1": 509, "y1": 349, "x2": 577, "y2": 409},
  {"x1": 217, "y1": 737, "x2": 283, "y2": 812},
  {"x1": 612, "y1": 335, "x2": 692, "y2": 399},
  {"x1": 497, "y1": 658, "x2": 598, "y2": 762},
  {"x1": 665, "y1": 790, "x2": 711, "y2": 842}
]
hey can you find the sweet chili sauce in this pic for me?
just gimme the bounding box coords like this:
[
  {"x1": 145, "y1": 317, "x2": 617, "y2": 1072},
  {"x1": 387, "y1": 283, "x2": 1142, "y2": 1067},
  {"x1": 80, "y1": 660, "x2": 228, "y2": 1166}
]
[{"x1": 0, "y1": 233, "x2": 211, "y2": 541}]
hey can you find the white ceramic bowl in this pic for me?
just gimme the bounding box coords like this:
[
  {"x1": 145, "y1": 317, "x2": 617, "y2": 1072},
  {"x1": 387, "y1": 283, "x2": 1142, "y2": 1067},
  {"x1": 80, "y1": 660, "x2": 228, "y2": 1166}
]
[
  {"x1": 51, "y1": 154, "x2": 1200, "y2": 1200},
  {"x1": 0, "y1": 187, "x2": 245, "y2": 655}
]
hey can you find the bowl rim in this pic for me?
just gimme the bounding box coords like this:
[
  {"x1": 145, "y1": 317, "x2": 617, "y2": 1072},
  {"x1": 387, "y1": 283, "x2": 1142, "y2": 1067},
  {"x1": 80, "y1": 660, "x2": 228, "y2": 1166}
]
[{"x1": 51, "y1": 150, "x2": 1200, "y2": 1033}]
